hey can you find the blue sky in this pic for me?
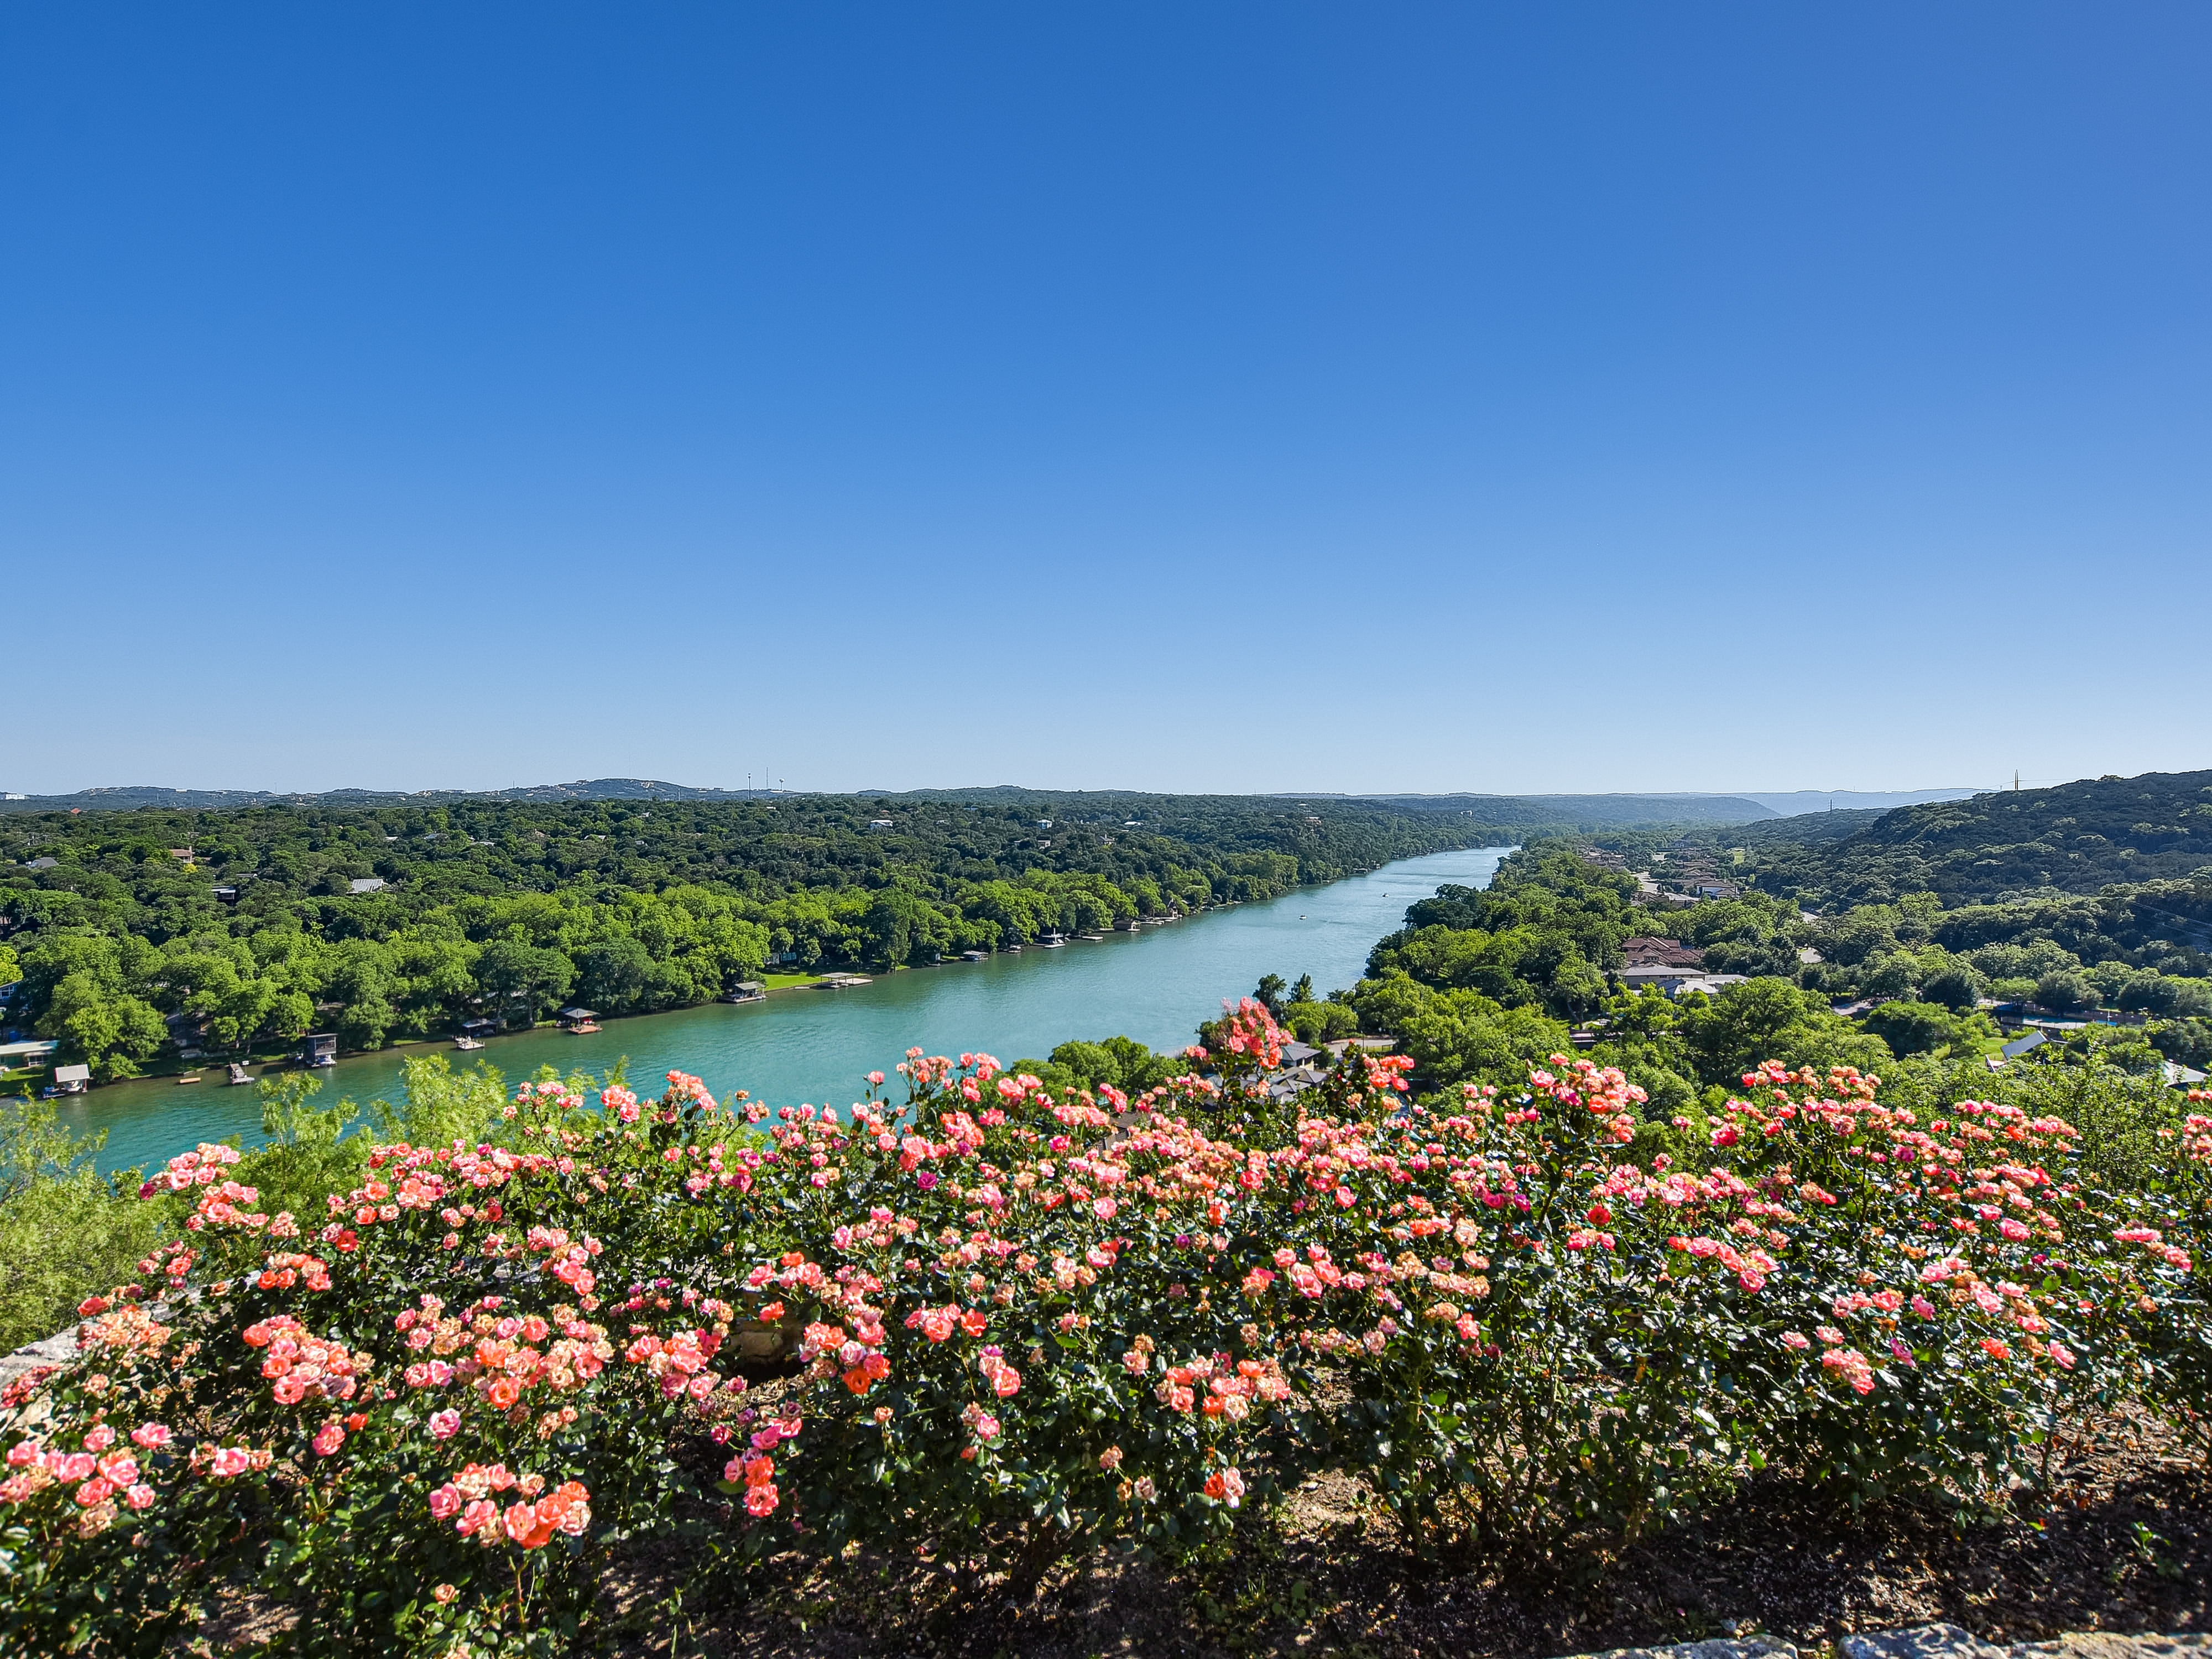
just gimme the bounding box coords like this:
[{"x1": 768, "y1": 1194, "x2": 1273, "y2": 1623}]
[{"x1": 4, "y1": 4, "x2": 2206, "y2": 797}]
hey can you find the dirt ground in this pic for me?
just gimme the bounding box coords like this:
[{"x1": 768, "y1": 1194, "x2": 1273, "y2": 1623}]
[{"x1": 600, "y1": 1406, "x2": 2208, "y2": 1659}]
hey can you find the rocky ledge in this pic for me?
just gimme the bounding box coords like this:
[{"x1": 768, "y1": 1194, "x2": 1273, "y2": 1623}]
[{"x1": 1565, "y1": 1626, "x2": 2206, "y2": 1659}]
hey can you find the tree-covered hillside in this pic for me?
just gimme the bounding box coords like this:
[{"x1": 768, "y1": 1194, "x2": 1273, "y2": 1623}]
[
  {"x1": 1730, "y1": 768, "x2": 2212, "y2": 907},
  {"x1": 0, "y1": 793, "x2": 1513, "y2": 1080}
]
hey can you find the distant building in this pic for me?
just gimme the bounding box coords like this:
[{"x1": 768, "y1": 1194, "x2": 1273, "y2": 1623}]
[
  {"x1": 25, "y1": 857, "x2": 57, "y2": 870},
  {"x1": 868, "y1": 819, "x2": 894, "y2": 830},
  {"x1": 51, "y1": 1062, "x2": 91, "y2": 1094},
  {"x1": 348, "y1": 877, "x2": 387, "y2": 894},
  {"x1": 1620, "y1": 965, "x2": 1746, "y2": 998},
  {"x1": 1620, "y1": 936, "x2": 1703, "y2": 967}
]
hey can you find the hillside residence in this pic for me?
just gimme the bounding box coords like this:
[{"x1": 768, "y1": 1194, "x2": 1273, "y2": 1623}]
[
  {"x1": 348, "y1": 877, "x2": 387, "y2": 894},
  {"x1": 1620, "y1": 936, "x2": 1704, "y2": 968},
  {"x1": 1619, "y1": 964, "x2": 1748, "y2": 998}
]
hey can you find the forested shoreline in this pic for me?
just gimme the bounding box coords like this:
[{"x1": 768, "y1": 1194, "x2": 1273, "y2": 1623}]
[{"x1": 0, "y1": 793, "x2": 1507, "y2": 1081}]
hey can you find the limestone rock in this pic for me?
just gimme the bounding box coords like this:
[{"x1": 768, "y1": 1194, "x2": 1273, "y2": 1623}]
[
  {"x1": 2010, "y1": 1637, "x2": 2212, "y2": 1659},
  {"x1": 1844, "y1": 1625, "x2": 2010, "y2": 1659},
  {"x1": 1579, "y1": 1639, "x2": 1799, "y2": 1659}
]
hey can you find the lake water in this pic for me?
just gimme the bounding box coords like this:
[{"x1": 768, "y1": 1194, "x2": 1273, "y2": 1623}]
[{"x1": 55, "y1": 847, "x2": 1510, "y2": 1175}]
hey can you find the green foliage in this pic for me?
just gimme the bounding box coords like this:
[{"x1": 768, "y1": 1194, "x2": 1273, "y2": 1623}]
[
  {"x1": 1859, "y1": 999, "x2": 1994, "y2": 1060},
  {"x1": 1013, "y1": 1036, "x2": 1186, "y2": 1100},
  {"x1": 1348, "y1": 972, "x2": 1571, "y2": 1093},
  {"x1": 1363, "y1": 849, "x2": 1639, "y2": 1021},
  {"x1": 1282, "y1": 998, "x2": 1359, "y2": 1046},
  {"x1": 1718, "y1": 768, "x2": 2212, "y2": 907},
  {"x1": 1679, "y1": 978, "x2": 1893, "y2": 1083},
  {"x1": 0, "y1": 1101, "x2": 173, "y2": 1350},
  {"x1": 0, "y1": 795, "x2": 1495, "y2": 1073}
]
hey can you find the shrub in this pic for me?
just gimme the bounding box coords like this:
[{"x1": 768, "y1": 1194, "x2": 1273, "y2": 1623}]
[{"x1": 0, "y1": 999, "x2": 2205, "y2": 1655}]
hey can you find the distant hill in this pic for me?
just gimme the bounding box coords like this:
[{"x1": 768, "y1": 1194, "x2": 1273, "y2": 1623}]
[
  {"x1": 0, "y1": 779, "x2": 779, "y2": 813},
  {"x1": 2, "y1": 780, "x2": 1783, "y2": 833},
  {"x1": 1729, "y1": 788, "x2": 1978, "y2": 817},
  {"x1": 1733, "y1": 806, "x2": 1893, "y2": 848},
  {"x1": 1738, "y1": 769, "x2": 2212, "y2": 906},
  {"x1": 1349, "y1": 793, "x2": 1778, "y2": 828}
]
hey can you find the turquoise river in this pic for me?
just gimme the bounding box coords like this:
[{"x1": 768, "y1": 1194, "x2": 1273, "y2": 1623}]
[{"x1": 54, "y1": 847, "x2": 1511, "y2": 1175}]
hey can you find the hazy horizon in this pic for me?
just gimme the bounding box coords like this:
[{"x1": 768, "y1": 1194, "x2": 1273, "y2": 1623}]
[{"x1": 0, "y1": 775, "x2": 1991, "y2": 808}]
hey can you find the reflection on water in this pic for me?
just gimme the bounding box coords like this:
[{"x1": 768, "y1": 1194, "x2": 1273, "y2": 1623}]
[{"x1": 52, "y1": 847, "x2": 1510, "y2": 1174}]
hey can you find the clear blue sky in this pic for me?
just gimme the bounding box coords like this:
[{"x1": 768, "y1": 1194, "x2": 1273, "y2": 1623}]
[{"x1": 5, "y1": 5, "x2": 2207, "y2": 798}]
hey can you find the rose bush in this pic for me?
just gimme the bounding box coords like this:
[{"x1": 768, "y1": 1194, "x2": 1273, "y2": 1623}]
[{"x1": 1, "y1": 999, "x2": 2206, "y2": 1654}]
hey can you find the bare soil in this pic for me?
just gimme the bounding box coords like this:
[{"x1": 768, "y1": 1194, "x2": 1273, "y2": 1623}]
[{"x1": 599, "y1": 1406, "x2": 2208, "y2": 1659}]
